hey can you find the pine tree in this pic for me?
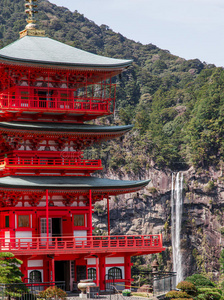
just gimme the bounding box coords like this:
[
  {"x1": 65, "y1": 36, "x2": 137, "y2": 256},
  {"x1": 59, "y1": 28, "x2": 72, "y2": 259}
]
[{"x1": 0, "y1": 252, "x2": 27, "y2": 297}]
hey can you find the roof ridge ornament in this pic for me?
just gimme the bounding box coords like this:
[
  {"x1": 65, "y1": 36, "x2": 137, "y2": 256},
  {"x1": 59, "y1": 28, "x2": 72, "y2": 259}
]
[{"x1": 19, "y1": 0, "x2": 45, "y2": 38}]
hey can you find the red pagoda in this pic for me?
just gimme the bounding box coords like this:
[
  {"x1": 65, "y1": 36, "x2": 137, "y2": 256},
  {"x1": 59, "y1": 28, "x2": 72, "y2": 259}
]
[{"x1": 0, "y1": 0, "x2": 165, "y2": 291}]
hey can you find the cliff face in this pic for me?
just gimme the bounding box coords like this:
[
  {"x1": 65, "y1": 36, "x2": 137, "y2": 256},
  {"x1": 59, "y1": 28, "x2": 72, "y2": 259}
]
[{"x1": 93, "y1": 166, "x2": 224, "y2": 280}]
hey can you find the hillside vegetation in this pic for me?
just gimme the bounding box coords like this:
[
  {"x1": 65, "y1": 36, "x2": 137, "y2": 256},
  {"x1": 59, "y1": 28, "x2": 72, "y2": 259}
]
[{"x1": 0, "y1": 0, "x2": 222, "y2": 172}]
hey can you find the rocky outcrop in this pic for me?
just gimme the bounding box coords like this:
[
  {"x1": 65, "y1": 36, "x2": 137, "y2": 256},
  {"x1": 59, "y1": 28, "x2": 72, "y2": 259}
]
[{"x1": 93, "y1": 166, "x2": 224, "y2": 281}]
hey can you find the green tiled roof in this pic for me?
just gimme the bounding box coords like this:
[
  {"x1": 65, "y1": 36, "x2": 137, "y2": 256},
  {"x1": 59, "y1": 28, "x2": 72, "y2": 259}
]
[
  {"x1": 0, "y1": 122, "x2": 133, "y2": 133},
  {"x1": 0, "y1": 36, "x2": 132, "y2": 69},
  {"x1": 0, "y1": 176, "x2": 150, "y2": 190}
]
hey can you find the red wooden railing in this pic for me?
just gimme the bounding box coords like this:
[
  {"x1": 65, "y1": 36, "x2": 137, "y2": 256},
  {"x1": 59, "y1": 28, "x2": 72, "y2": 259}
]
[
  {"x1": 0, "y1": 95, "x2": 113, "y2": 114},
  {"x1": 0, "y1": 158, "x2": 102, "y2": 169},
  {"x1": 0, "y1": 235, "x2": 164, "y2": 255}
]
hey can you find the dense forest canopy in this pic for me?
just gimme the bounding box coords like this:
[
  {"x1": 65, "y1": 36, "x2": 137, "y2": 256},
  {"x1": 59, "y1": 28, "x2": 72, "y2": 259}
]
[{"x1": 0, "y1": 0, "x2": 222, "y2": 172}]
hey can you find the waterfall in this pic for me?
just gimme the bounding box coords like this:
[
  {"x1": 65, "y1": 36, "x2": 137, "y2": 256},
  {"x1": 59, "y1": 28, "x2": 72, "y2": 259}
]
[{"x1": 171, "y1": 172, "x2": 184, "y2": 285}]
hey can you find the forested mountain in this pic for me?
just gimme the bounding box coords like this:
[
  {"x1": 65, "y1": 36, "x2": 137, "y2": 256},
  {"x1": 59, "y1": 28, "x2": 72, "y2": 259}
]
[{"x1": 1, "y1": 0, "x2": 222, "y2": 173}]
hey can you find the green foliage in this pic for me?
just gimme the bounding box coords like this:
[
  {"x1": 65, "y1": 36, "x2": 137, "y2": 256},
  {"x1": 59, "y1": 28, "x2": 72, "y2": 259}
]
[
  {"x1": 165, "y1": 290, "x2": 191, "y2": 298},
  {"x1": 122, "y1": 289, "x2": 131, "y2": 296},
  {"x1": 197, "y1": 294, "x2": 207, "y2": 300},
  {"x1": 204, "y1": 181, "x2": 215, "y2": 193},
  {"x1": 185, "y1": 274, "x2": 215, "y2": 287},
  {"x1": 203, "y1": 291, "x2": 222, "y2": 300},
  {"x1": 176, "y1": 281, "x2": 198, "y2": 296},
  {"x1": 39, "y1": 286, "x2": 67, "y2": 300},
  {"x1": 197, "y1": 288, "x2": 222, "y2": 295},
  {"x1": 0, "y1": 252, "x2": 27, "y2": 296},
  {"x1": 94, "y1": 203, "x2": 104, "y2": 215}
]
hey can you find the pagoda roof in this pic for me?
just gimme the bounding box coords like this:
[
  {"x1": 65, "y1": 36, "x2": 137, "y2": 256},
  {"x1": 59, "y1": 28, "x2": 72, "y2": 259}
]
[
  {"x1": 0, "y1": 176, "x2": 150, "y2": 191},
  {"x1": 0, "y1": 36, "x2": 132, "y2": 70},
  {"x1": 0, "y1": 122, "x2": 133, "y2": 133}
]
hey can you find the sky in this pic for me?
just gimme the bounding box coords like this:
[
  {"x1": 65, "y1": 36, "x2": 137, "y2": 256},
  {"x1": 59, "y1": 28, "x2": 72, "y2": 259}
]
[{"x1": 49, "y1": 0, "x2": 224, "y2": 67}]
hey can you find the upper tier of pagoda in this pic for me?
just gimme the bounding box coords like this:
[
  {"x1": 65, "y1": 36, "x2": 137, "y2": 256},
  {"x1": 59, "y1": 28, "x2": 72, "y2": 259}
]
[{"x1": 0, "y1": 36, "x2": 132, "y2": 123}]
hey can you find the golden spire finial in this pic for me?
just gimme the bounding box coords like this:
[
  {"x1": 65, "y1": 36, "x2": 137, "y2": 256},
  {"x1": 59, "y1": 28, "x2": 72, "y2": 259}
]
[
  {"x1": 20, "y1": 0, "x2": 45, "y2": 38},
  {"x1": 25, "y1": 0, "x2": 38, "y2": 30}
]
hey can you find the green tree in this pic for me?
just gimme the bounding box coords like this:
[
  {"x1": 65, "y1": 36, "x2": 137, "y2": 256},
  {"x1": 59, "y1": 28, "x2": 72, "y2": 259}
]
[{"x1": 0, "y1": 252, "x2": 27, "y2": 297}]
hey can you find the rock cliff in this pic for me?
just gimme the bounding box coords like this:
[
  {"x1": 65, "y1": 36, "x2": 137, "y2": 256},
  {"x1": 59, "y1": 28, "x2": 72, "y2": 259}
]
[{"x1": 93, "y1": 165, "x2": 224, "y2": 281}]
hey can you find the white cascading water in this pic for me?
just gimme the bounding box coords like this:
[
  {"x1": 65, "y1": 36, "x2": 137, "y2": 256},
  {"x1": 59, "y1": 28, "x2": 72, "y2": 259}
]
[{"x1": 171, "y1": 172, "x2": 184, "y2": 285}]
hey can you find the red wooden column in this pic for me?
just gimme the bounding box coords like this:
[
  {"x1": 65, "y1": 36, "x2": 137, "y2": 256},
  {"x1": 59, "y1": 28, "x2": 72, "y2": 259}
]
[
  {"x1": 89, "y1": 190, "x2": 93, "y2": 236},
  {"x1": 96, "y1": 256, "x2": 99, "y2": 287},
  {"x1": 21, "y1": 257, "x2": 28, "y2": 281},
  {"x1": 107, "y1": 194, "x2": 110, "y2": 235},
  {"x1": 124, "y1": 256, "x2": 131, "y2": 289},
  {"x1": 46, "y1": 189, "x2": 49, "y2": 239},
  {"x1": 99, "y1": 256, "x2": 105, "y2": 291},
  {"x1": 51, "y1": 257, "x2": 55, "y2": 283}
]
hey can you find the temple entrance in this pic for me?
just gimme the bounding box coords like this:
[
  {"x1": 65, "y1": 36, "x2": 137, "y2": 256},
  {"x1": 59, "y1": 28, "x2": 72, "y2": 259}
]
[
  {"x1": 76, "y1": 265, "x2": 86, "y2": 282},
  {"x1": 55, "y1": 261, "x2": 70, "y2": 291},
  {"x1": 52, "y1": 218, "x2": 61, "y2": 238}
]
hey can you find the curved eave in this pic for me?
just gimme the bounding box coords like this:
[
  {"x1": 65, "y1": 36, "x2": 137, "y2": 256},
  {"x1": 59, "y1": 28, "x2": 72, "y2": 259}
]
[
  {"x1": 0, "y1": 176, "x2": 150, "y2": 193},
  {"x1": 0, "y1": 122, "x2": 133, "y2": 133},
  {"x1": 0, "y1": 55, "x2": 132, "y2": 72},
  {"x1": 0, "y1": 122, "x2": 133, "y2": 137}
]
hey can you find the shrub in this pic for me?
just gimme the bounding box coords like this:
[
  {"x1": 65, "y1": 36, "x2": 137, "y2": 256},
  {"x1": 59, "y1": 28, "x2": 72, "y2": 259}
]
[
  {"x1": 39, "y1": 286, "x2": 67, "y2": 300},
  {"x1": 166, "y1": 291, "x2": 191, "y2": 298},
  {"x1": 185, "y1": 274, "x2": 215, "y2": 287},
  {"x1": 177, "y1": 281, "x2": 197, "y2": 295},
  {"x1": 122, "y1": 289, "x2": 131, "y2": 296},
  {"x1": 204, "y1": 291, "x2": 221, "y2": 300},
  {"x1": 197, "y1": 294, "x2": 206, "y2": 300},
  {"x1": 197, "y1": 288, "x2": 222, "y2": 295}
]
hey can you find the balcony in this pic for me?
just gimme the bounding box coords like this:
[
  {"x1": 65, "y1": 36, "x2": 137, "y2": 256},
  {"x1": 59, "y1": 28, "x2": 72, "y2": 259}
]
[
  {"x1": 0, "y1": 157, "x2": 103, "y2": 176},
  {"x1": 0, "y1": 235, "x2": 164, "y2": 256},
  {"x1": 0, "y1": 82, "x2": 116, "y2": 119},
  {"x1": 0, "y1": 95, "x2": 112, "y2": 114}
]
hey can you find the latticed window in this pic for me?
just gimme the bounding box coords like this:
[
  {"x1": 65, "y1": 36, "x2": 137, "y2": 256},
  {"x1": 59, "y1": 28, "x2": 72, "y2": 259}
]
[
  {"x1": 30, "y1": 270, "x2": 42, "y2": 283},
  {"x1": 40, "y1": 218, "x2": 52, "y2": 234},
  {"x1": 74, "y1": 214, "x2": 85, "y2": 226},
  {"x1": 88, "y1": 268, "x2": 96, "y2": 280},
  {"x1": 108, "y1": 267, "x2": 122, "y2": 279}
]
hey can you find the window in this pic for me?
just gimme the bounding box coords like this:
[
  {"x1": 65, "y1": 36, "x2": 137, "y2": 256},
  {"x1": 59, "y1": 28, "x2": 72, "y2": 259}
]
[
  {"x1": 40, "y1": 218, "x2": 52, "y2": 234},
  {"x1": 108, "y1": 267, "x2": 122, "y2": 279},
  {"x1": 18, "y1": 215, "x2": 29, "y2": 228},
  {"x1": 5, "y1": 216, "x2": 9, "y2": 228},
  {"x1": 30, "y1": 270, "x2": 42, "y2": 283},
  {"x1": 74, "y1": 215, "x2": 85, "y2": 227},
  {"x1": 88, "y1": 268, "x2": 96, "y2": 280}
]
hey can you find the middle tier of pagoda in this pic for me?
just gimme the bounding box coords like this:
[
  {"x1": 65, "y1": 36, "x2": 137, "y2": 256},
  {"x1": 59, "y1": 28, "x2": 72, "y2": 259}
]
[{"x1": 0, "y1": 122, "x2": 132, "y2": 177}]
